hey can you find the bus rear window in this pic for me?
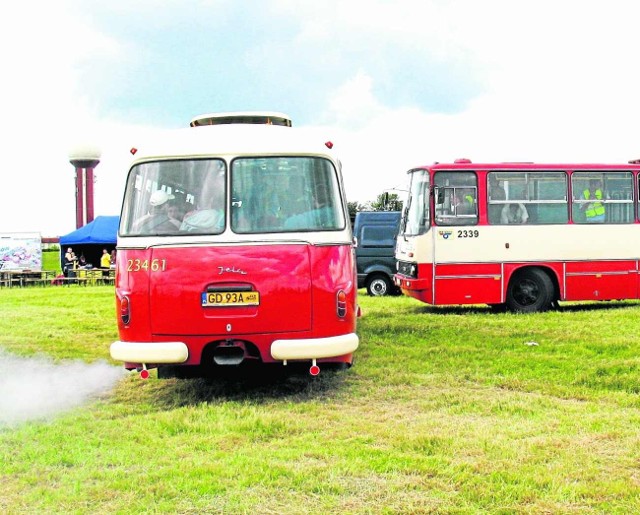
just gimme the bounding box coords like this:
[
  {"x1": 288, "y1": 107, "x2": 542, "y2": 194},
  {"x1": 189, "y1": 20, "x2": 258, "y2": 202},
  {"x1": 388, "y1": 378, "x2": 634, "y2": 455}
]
[
  {"x1": 120, "y1": 159, "x2": 226, "y2": 236},
  {"x1": 230, "y1": 157, "x2": 344, "y2": 233}
]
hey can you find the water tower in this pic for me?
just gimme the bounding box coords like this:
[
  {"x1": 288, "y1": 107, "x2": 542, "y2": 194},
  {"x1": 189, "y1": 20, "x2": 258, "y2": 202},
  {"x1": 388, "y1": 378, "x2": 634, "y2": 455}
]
[{"x1": 69, "y1": 144, "x2": 101, "y2": 229}]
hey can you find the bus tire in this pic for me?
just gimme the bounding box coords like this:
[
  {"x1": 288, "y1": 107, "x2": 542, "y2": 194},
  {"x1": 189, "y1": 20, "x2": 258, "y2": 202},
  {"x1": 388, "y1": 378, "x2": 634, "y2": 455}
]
[
  {"x1": 506, "y1": 268, "x2": 553, "y2": 313},
  {"x1": 366, "y1": 274, "x2": 391, "y2": 296}
]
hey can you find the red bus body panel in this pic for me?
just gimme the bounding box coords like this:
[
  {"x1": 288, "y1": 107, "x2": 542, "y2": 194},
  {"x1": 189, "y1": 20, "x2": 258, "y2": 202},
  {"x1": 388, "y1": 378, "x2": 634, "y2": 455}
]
[
  {"x1": 565, "y1": 260, "x2": 637, "y2": 301},
  {"x1": 434, "y1": 262, "x2": 502, "y2": 305},
  {"x1": 149, "y1": 245, "x2": 312, "y2": 335}
]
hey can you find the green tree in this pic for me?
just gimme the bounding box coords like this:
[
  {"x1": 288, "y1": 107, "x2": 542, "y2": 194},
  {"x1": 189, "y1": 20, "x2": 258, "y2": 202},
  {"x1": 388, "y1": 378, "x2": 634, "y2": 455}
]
[
  {"x1": 347, "y1": 201, "x2": 366, "y2": 227},
  {"x1": 347, "y1": 201, "x2": 364, "y2": 218},
  {"x1": 368, "y1": 192, "x2": 403, "y2": 212}
]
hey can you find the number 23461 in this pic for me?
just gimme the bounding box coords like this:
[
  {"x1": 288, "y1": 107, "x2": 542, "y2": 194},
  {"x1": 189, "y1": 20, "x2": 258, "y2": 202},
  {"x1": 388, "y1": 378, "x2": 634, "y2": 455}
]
[{"x1": 127, "y1": 259, "x2": 167, "y2": 272}]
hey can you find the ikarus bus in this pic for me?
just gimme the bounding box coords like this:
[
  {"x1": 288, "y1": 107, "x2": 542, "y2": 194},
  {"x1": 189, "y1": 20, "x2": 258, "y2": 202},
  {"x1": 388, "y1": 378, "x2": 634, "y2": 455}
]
[
  {"x1": 395, "y1": 159, "x2": 640, "y2": 313},
  {"x1": 109, "y1": 112, "x2": 359, "y2": 378}
]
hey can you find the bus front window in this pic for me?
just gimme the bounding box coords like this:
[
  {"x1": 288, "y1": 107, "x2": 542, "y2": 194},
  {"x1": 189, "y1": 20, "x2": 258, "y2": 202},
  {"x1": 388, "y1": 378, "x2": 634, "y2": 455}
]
[
  {"x1": 403, "y1": 170, "x2": 430, "y2": 236},
  {"x1": 230, "y1": 157, "x2": 345, "y2": 233},
  {"x1": 120, "y1": 159, "x2": 226, "y2": 236}
]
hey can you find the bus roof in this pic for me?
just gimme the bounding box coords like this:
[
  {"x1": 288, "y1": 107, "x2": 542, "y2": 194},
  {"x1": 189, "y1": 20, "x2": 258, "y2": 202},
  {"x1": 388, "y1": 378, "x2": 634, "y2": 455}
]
[
  {"x1": 129, "y1": 124, "x2": 335, "y2": 162},
  {"x1": 189, "y1": 111, "x2": 292, "y2": 127},
  {"x1": 409, "y1": 159, "x2": 640, "y2": 172}
]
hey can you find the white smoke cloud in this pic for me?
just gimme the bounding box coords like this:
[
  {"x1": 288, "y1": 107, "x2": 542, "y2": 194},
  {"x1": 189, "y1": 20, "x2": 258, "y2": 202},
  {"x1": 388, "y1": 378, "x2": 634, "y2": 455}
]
[{"x1": 0, "y1": 349, "x2": 127, "y2": 428}]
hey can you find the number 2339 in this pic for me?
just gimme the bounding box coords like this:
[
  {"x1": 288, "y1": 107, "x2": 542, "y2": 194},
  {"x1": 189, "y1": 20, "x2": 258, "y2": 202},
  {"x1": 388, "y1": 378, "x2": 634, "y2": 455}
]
[{"x1": 458, "y1": 230, "x2": 479, "y2": 238}]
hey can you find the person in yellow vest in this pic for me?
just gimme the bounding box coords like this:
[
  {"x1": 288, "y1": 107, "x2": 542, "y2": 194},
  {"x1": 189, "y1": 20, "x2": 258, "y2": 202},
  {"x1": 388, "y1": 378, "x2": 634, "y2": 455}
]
[
  {"x1": 453, "y1": 190, "x2": 475, "y2": 215},
  {"x1": 100, "y1": 248, "x2": 111, "y2": 278},
  {"x1": 582, "y1": 179, "x2": 605, "y2": 223},
  {"x1": 100, "y1": 248, "x2": 111, "y2": 268}
]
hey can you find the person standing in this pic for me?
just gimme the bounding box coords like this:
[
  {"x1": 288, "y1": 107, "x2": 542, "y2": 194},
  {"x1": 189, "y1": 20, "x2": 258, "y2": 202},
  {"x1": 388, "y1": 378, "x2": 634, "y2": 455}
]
[
  {"x1": 100, "y1": 248, "x2": 111, "y2": 268},
  {"x1": 63, "y1": 247, "x2": 77, "y2": 277},
  {"x1": 100, "y1": 248, "x2": 112, "y2": 280}
]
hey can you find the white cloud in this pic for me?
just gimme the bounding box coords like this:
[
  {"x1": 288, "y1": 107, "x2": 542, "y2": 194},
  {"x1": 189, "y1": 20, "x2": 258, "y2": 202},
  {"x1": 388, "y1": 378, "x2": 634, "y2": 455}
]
[
  {"x1": 0, "y1": 3, "x2": 128, "y2": 235},
  {"x1": 2, "y1": 0, "x2": 640, "y2": 233}
]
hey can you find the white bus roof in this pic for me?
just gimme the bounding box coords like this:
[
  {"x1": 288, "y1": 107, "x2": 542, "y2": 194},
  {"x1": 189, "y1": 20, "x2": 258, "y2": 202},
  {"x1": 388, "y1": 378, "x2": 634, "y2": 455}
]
[
  {"x1": 130, "y1": 124, "x2": 335, "y2": 162},
  {"x1": 189, "y1": 111, "x2": 292, "y2": 127}
]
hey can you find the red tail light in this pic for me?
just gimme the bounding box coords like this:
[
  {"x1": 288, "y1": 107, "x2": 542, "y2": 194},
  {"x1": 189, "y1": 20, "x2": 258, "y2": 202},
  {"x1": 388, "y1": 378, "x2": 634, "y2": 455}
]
[
  {"x1": 120, "y1": 295, "x2": 130, "y2": 325},
  {"x1": 336, "y1": 290, "x2": 347, "y2": 318}
]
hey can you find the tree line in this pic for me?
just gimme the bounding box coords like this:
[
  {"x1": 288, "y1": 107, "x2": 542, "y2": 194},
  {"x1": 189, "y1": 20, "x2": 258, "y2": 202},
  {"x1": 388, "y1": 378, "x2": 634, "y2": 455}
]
[{"x1": 348, "y1": 192, "x2": 403, "y2": 221}]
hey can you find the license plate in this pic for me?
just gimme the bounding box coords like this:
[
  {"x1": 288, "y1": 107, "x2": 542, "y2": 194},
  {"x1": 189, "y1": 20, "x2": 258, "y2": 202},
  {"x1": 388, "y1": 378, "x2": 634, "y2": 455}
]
[{"x1": 201, "y1": 290, "x2": 260, "y2": 307}]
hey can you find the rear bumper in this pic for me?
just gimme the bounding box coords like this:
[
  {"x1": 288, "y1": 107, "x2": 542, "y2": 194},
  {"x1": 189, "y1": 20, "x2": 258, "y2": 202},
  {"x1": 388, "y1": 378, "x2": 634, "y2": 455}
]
[
  {"x1": 110, "y1": 341, "x2": 189, "y2": 364},
  {"x1": 271, "y1": 333, "x2": 359, "y2": 360}
]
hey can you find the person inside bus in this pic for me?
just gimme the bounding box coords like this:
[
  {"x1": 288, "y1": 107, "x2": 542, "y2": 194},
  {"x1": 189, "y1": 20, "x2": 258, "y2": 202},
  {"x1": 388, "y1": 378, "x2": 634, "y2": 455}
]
[
  {"x1": 166, "y1": 202, "x2": 185, "y2": 228},
  {"x1": 501, "y1": 203, "x2": 529, "y2": 224},
  {"x1": 180, "y1": 205, "x2": 224, "y2": 232},
  {"x1": 453, "y1": 190, "x2": 475, "y2": 215},
  {"x1": 284, "y1": 182, "x2": 335, "y2": 230},
  {"x1": 133, "y1": 190, "x2": 178, "y2": 233},
  {"x1": 488, "y1": 175, "x2": 506, "y2": 223},
  {"x1": 581, "y1": 179, "x2": 605, "y2": 222},
  {"x1": 180, "y1": 171, "x2": 225, "y2": 233},
  {"x1": 489, "y1": 175, "x2": 506, "y2": 200}
]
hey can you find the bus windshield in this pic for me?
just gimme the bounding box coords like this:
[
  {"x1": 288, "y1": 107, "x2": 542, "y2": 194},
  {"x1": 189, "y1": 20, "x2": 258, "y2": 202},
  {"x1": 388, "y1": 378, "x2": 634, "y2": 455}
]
[
  {"x1": 120, "y1": 156, "x2": 345, "y2": 236},
  {"x1": 403, "y1": 169, "x2": 430, "y2": 236}
]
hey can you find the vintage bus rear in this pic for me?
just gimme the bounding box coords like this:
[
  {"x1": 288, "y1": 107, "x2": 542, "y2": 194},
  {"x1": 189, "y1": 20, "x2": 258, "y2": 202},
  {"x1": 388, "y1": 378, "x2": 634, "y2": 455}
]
[{"x1": 110, "y1": 115, "x2": 358, "y2": 378}]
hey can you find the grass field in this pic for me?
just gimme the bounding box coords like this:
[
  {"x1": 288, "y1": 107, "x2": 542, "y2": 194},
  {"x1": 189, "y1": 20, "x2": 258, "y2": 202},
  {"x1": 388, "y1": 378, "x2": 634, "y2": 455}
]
[
  {"x1": 1, "y1": 286, "x2": 640, "y2": 513},
  {"x1": 42, "y1": 250, "x2": 62, "y2": 273}
]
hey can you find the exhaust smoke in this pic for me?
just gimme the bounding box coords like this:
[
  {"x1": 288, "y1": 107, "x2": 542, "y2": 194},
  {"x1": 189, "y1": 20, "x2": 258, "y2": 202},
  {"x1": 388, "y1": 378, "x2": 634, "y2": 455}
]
[{"x1": 0, "y1": 349, "x2": 127, "y2": 428}]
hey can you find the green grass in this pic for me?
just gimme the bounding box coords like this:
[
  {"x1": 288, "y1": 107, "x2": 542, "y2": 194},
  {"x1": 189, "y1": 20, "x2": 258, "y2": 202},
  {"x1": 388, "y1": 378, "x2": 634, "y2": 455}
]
[
  {"x1": 42, "y1": 250, "x2": 61, "y2": 273},
  {"x1": 1, "y1": 287, "x2": 640, "y2": 512}
]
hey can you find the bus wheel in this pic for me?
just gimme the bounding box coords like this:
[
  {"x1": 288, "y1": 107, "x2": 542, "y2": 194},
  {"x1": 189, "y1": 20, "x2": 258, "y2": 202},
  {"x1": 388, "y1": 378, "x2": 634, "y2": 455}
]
[
  {"x1": 367, "y1": 274, "x2": 391, "y2": 296},
  {"x1": 506, "y1": 269, "x2": 553, "y2": 313}
]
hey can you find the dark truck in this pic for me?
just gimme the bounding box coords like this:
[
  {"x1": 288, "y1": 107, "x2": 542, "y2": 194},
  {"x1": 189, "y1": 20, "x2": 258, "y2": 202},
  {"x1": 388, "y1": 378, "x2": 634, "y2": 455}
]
[{"x1": 353, "y1": 211, "x2": 401, "y2": 296}]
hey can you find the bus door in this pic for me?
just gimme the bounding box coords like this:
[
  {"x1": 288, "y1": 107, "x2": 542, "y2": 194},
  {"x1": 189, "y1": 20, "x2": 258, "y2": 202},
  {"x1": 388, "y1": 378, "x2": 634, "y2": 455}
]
[{"x1": 432, "y1": 171, "x2": 502, "y2": 305}]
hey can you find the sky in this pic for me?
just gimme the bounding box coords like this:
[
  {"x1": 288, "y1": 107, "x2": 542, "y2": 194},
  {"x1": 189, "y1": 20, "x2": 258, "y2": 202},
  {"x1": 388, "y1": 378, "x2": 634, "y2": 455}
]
[{"x1": 2, "y1": 0, "x2": 640, "y2": 236}]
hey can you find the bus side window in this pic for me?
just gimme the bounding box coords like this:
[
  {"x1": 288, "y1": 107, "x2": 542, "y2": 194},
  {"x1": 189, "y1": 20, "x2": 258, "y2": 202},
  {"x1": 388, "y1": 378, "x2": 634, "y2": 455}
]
[
  {"x1": 571, "y1": 171, "x2": 633, "y2": 224},
  {"x1": 487, "y1": 173, "x2": 506, "y2": 224},
  {"x1": 433, "y1": 170, "x2": 478, "y2": 226}
]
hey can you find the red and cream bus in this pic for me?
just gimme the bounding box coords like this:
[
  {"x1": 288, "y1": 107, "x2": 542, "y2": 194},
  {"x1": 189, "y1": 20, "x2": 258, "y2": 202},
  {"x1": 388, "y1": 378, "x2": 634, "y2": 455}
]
[
  {"x1": 395, "y1": 159, "x2": 640, "y2": 312},
  {"x1": 109, "y1": 112, "x2": 358, "y2": 378}
]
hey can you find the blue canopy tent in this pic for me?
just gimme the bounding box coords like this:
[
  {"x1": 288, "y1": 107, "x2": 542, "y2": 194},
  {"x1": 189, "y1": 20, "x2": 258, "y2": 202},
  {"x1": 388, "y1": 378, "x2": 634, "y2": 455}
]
[{"x1": 59, "y1": 216, "x2": 119, "y2": 269}]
